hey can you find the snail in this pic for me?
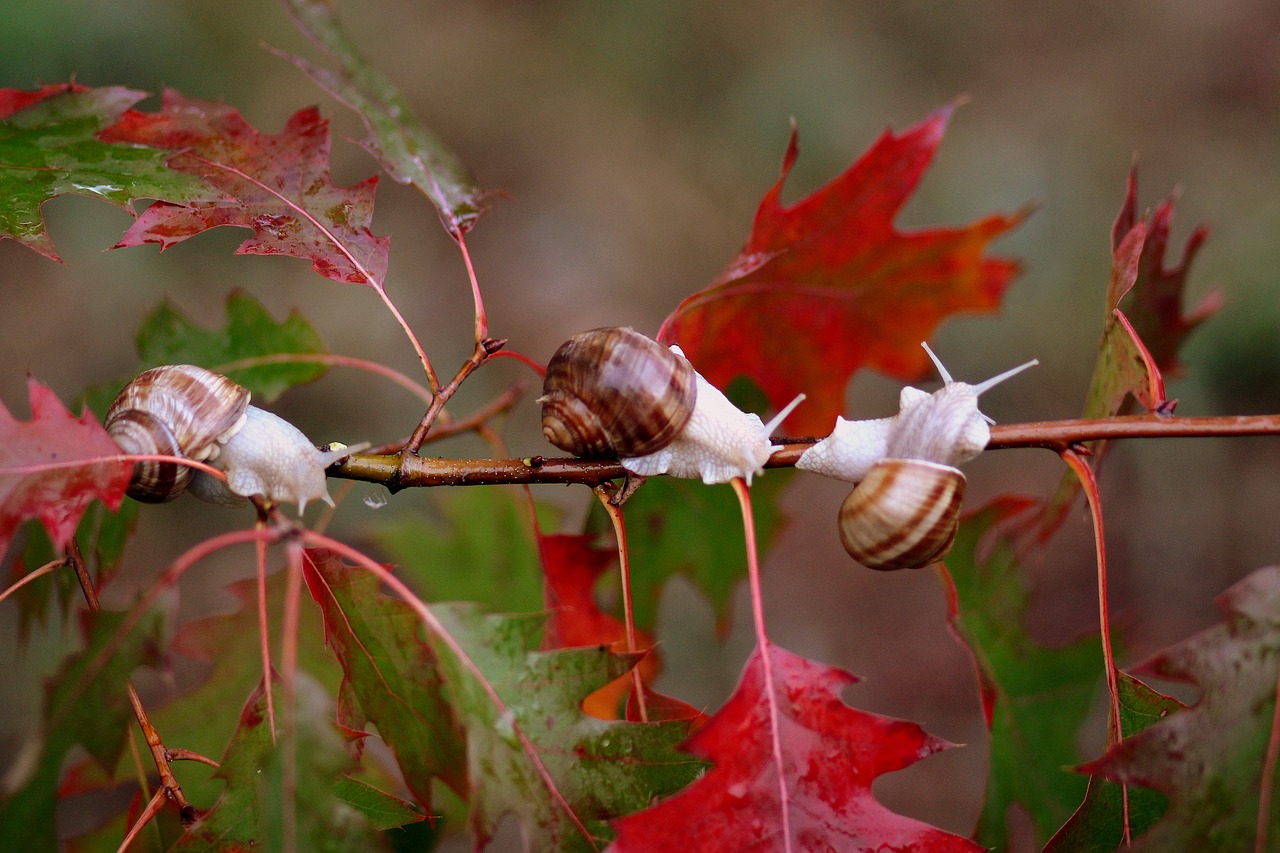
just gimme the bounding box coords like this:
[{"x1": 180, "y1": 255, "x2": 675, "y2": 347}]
[
  {"x1": 104, "y1": 364, "x2": 356, "y2": 511},
  {"x1": 797, "y1": 343, "x2": 1037, "y2": 570},
  {"x1": 539, "y1": 327, "x2": 803, "y2": 485}
]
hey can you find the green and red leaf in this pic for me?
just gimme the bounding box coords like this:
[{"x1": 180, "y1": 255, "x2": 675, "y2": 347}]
[
  {"x1": 100, "y1": 90, "x2": 389, "y2": 289},
  {"x1": 0, "y1": 83, "x2": 216, "y2": 260},
  {"x1": 1079, "y1": 565, "x2": 1280, "y2": 851},
  {"x1": 302, "y1": 547, "x2": 466, "y2": 809},
  {"x1": 428, "y1": 604, "x2": 704, "y2": 851}
]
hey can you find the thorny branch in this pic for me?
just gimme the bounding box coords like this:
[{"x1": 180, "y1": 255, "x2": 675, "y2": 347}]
[{"x1": 329, "y1": 411, "x2": 1280, "y2": 491}]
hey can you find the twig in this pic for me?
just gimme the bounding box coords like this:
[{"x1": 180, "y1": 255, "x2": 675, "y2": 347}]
[
  {"x1": 66, "y1": 540, "x2": 198, "y2": 825},
  {"x1": 330, "y1": 412, "x2": 1280, "y2": 491},
  {"x1": 400, "y1": 336, "x2": 507, "y2": 458}
]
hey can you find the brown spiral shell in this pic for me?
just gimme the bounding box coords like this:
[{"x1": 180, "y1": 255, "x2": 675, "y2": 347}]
[
  {"x1": 837, "y1": 458, "x2": 965, "y2": 571},
  {"x1": 104, "y1": 365, "x2": 251, "y2": 502},
  {"x1": 540, "y1": 327, "x2": 697, "y2": 458}
]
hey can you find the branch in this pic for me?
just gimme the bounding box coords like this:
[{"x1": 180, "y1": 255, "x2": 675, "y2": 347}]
[{"x1": 329, "y1": 412, "x2": 1280, "y2": 490}]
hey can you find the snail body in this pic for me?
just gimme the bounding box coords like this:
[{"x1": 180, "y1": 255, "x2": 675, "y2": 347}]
[
  {"x1": 798, "y1": 344, "x2": 1036, "y2": 570},
  {"x1": 106, "y1": 364, "x2": 353, "y2": 512},
  {"x1": 540, "y1": 327, "x2": 802, "y2": 486}
]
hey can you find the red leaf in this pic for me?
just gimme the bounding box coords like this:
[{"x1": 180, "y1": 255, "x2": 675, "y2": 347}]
[
  {"x1": 0, "y1": 378, "x2": 130, "y2": 561},
  {"x1": 100, "y1": 90, "x2": 389, "y2": 288},
  {"x1": 0, "y1": 82, "x2": 86, "y2": 119},
  {"x1": 539, "y1": 533, "x2": 659, "y2": 720},
  {"x1": 659, "y1": 106, "x2": 1024, "y2": 435},
  {"x1": 1111, "y1": 167, "x2": 1219, "y2": 377},
  {"x1": 609, "y1": 642, "x2": 981, "y2": 852}
]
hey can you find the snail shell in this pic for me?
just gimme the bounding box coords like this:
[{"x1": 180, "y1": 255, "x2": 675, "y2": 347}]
[
  {"x1": 105, "y1": 364, "x2": 250, "y2": 502},
  {"x1": 799, "y1": 343, "x2": 1037, "y2": 570},
  {"x1": 837, "y1": 459, "x2": 964, "y2": 570},
  {"x1": 540, "y1": 327, "x2": 805, "y2": 485},
  {"x1": 105, "y1": 364, "x2": 352, "y2": 511},
  {"x1": 541, "y1": 327, "x2": 697, "y2": 458}
]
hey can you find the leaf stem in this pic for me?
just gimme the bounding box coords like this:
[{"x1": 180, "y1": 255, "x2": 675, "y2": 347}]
[
  {"x1": 399, "y1": 336, "x2": 507, "y2": 459},
  {"x1": 730, "y1": 477, "x2": 793, "y2": 853},
  {"x1": 593, "y1": 485, "x2": 647, "y2": 722}
]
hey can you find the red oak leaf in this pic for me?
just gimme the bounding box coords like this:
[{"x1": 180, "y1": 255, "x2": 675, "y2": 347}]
[
  {"x1": 100, "y1": 90, "x2": 389, "y2": 288},
  {"x1": 659, "y1": 105, "x2": 1024, "y2": 436},
  {"x1": 1111, "y1": 167, "x2": 1219, "y2": 377},
  {"x1": 1040, "y1": 169, "x2": 1214, "y2": 537},
  {"x1": 609, "y1": 642, "x2": 981, "y2": 852},
  {"x1": 0, "y1": 378, "x2": 131, "y2": 561}
]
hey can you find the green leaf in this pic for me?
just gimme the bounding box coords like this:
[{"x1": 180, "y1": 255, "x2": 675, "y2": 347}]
[
  {"x1": 0, "y1": 84, "x2": 216, "y2": 260},
  {"x1": 1044, "y1": 673, "x2": 1179, "y2": 852},
  {"x1": 0, "y1": 608, "x2": 165, "y2": 853},
  {"x1": 173, "y1": 675, "x2": 389, "y2": 852},
  {"x1": 377, "y1": 487, "x2": 544, "y2": 613},
  {"x1": 302, "y1": 548, "x2": 466, "y2": 809},
  {"x1": 429, "y1": 604, "x2": 705, "y2": 851},
  {"x1": 135, "y1": 290, "x2": 328, "y2": 402},
  {"x1": 943, "y1": 498, "x2": 1103, "y2": 849},
  {"x1": 1082, "y1": 565, "x2": 1280, "y2": 852},
  {"x1": 278, "y1": 0, "x2": 487, "y2": 237},
  {"x1": 331, "y1": 776, "x2": 427, "y2": 832},
  {"x1": 596, "y1": 470, "x2": 792, "y2": 630}
]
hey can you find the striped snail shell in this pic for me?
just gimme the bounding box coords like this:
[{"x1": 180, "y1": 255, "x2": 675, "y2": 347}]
[
  {"x1": 105, "y1": 364, "x2": 354, "y2": 511},
  {"x1": 799, "y1": 343, "x2": 1037, "y2": 571},
  {"x1": 105, "y1": 364, "x2": 250, "y2": 503},
  {"x1": 540, "y1": 327, "x2": 697, "y2": 458},
  {"x1": 540, "y1": 326, "x2": 805, "y2": 485},
  {"x1": 837, "y1": 459, "x2": 964, "y2": 571}
]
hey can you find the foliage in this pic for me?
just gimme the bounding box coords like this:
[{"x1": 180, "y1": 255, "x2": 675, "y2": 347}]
[{"x1": 1, "y1": 3, "x2": 1277, "y2": 852}]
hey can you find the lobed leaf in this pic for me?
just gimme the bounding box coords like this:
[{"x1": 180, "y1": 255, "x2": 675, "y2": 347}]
[
  {"x1": 659, "y1": 105, "x2": 1024, "y2": 436},
  {"x1": 429, "y1": 604, "x2": 705, "y2": 851},
  {"x1": 609, "y1": 642, "x2": 982, "y2": 852},
  {"x1": 100, "y1": 90, "x2": 390, "y2": 289},
  {"x1": 1080, "y1": 565, "x2": 1280, "y2": 851},
  {"x1": 0, "y1": 377, "x2": 131, "y2": 564},
  {"x1": 539, "y1": 532, "x2": 662, "y2": 720},
  {"x1": 1041, "y1": 168, "x2": 1214, "y2": 535},
  {"x1": 134, "y1": 289, "x2": 329, "y2": 402},
  {"x1": 0, "y1": 83, "x2": 217, "y2": 260},
  {"x1": 1044, "y1": 672, "x2": 1181, "y2": 852},
  {"x1": 302, "y1": 547, "x2": 466, "y2": 811}
]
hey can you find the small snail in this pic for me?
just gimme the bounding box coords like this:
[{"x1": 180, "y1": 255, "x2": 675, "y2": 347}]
[
  {"x1": 798, "y1": 344, "x2": 1037, "y2": 570},
  {"x1": 540, "y1": 327, "x2": 803, "y2": 485},
  {"x1": 105, "y1": 364, "x2": 355, "y2": 511}
]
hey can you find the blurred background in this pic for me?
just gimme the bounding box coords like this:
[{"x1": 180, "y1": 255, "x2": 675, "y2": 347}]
[{"x1": 3, "y1": 0, "x2": 1280, "y2": 845}]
